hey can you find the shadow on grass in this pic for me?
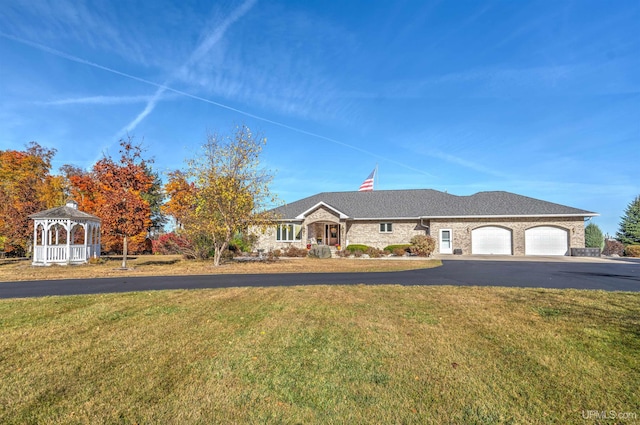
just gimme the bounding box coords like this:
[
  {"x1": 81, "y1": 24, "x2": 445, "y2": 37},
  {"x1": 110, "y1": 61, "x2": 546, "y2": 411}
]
[
  {"x1": 0, "y1": 258, "x2": 29, "y2": 267},
  {"x1": 134, "y1": 259, "x2": 182, "y2": 266}
]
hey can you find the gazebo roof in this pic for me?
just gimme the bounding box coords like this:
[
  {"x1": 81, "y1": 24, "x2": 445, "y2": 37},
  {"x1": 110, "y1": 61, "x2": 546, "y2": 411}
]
[{"x1": 29, "y1": 200, "x2": 101, "y2": 222}]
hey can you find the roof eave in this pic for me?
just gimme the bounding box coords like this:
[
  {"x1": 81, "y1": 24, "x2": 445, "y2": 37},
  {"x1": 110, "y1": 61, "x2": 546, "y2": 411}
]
[{"x1": 419, "y1": 213, "x2": 599, "y2": 219}]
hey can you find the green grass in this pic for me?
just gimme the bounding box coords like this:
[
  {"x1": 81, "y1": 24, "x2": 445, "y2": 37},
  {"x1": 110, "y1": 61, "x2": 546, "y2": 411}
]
[{"x1": 1, "y1": 286, "x2": 638, "y2": 424}]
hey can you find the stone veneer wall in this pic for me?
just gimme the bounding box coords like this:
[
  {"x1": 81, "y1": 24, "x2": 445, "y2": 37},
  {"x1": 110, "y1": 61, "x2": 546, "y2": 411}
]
[
  {"x1": 428, "y1": 217, "x2": 586, "y2": 256},
  {"x1": 345, "y1": 220, "x2": 427, "y2": 249}
]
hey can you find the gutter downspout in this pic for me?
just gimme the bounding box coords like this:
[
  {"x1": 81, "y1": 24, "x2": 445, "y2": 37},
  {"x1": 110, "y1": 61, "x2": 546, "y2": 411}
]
[{"x1": 419, "y1": 217, "x2": 430, "y2": 235}]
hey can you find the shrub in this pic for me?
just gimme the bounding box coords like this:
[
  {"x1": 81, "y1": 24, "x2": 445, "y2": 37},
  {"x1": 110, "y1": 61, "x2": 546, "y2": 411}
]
[
  {"x1": 283, "y1": 245, "x2": 308, "y2": 257},
  {"x1": 624, "y1": 245, "x2": 640, "y2": 257},
  {"x1": 335, "y1": 249, "x2": 349, "y2": 258},
  {"x1": 410, "y1": 235, "x2": 436, "y2": 257},
  {"x1": 603, "y1": 239, "x2": 625, "y2": 256},
  {"x1": 392, "y1": 247, "x2": 407, "y2": 257},
  {"x1": 229, "y1": 232, "x2": 257, "y2": 253},
  {"x1": 88, "y1": 257, "x2": 105, "y2": 265},
  {"x1": 346, "y1": 244, "x2": 369, "y2": 253},
  {"x1": 365, "y1": 247, "x2": 383, "y2": 258},
  {"x1": 384, "y1": 244, "x2": 411, "y2": 254},
  {"x1": 270, "y1": 249, "x2": 281, "y2": 259},
  {"x1": 152, "y1": 232, "x2": 192, "y2": 255}
]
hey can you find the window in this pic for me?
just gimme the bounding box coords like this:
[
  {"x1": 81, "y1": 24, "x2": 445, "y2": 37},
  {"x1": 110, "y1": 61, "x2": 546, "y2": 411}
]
[
  {"x1": 276, "y1": 223, "x2": 302, "y2": 242},
  {"x1": 379, "y1": 222, "x2": 393, "y2": 233}
]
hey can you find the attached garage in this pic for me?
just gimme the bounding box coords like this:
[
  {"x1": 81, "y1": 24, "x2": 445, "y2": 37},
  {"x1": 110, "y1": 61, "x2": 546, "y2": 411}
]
[
  {"x1": 471, "y1": 226, "x2": 512, "y2": 255},
  {"x1": 525, "y1": 226, "x2": 569, "y2": 256}
]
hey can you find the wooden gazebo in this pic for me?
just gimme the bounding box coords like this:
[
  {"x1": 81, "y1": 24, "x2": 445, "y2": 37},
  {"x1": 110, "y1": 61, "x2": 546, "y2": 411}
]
[{"x1": 29, "y1": 200, "x2": 101, "y2": 265}]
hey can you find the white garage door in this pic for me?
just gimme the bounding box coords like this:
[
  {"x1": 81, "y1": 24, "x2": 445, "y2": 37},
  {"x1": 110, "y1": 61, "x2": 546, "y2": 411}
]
[
  {"x1": 525, "y1": 226, "x2": 569, "y2": 256},
  {"x1": 472, "y1": 226, "x2": 512, "y2": 255}
]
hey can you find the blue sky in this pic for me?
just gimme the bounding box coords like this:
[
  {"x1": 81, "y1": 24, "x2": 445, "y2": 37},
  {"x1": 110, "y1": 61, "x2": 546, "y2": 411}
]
[{"x1": 1, "y1": 0, "x2": 638, "y2": 236}]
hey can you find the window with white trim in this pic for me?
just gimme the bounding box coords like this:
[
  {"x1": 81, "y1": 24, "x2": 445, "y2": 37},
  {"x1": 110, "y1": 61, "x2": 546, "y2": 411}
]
[
  {"x1": 379, "y1": 222, "x2": 393, "y2": 233},
  {"x1": 276, "y1": 223, "x2": 302, "y2": 242}
]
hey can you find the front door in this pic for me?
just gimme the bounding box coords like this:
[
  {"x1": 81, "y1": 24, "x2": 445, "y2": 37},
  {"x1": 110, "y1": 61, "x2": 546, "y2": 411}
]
[
  {"x1": 439, "y1": 229, "x2": 453, "y2": 254},
  {"x1": 326, "y1": 224, "x2": 340, "y2": 246}
]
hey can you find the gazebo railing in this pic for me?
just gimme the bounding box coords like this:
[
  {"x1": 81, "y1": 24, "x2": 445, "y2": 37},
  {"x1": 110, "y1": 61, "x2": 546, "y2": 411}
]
[{"x1": 33, "y1": 244, "x2": 101, "y2": 264}]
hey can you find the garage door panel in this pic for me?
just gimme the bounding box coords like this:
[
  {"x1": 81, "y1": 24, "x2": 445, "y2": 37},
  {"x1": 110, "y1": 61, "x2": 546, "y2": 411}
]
[
  {"x1": 525, "y1": 226, "x2": 568, "y2": 256},
  {"x1": 472, "y1": 227, "x2": 512, "y2": 255}
]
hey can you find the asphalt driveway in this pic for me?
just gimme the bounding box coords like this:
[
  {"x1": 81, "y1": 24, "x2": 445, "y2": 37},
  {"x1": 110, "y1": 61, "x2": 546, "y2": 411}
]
[{"x1": 1, "y1": 259, "x2": 638, "y2": 299}]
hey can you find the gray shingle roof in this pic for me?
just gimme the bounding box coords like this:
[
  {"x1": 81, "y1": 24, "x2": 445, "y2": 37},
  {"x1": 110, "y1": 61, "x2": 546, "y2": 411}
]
[
  {"x1": 272, "y1": 189, "x2": 597, "y2": 220},
  {"x1": 29, "y1": 205, "x2": 101, "y2": 221}
]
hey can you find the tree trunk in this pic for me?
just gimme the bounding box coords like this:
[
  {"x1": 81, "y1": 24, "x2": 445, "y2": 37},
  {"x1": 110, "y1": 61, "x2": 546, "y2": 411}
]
[
  {"x1": 212, "y1": 241, "x2": 228, "y2": 267},
  {"x1": 122, "y1": 235, "x2": 128, "y2": 269}
]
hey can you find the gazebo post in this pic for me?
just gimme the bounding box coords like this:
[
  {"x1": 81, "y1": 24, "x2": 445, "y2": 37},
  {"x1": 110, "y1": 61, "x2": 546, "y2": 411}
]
[
  {"x1": 43, "y1": 221, "x2": 48, "y2": 265},
  {"x1": 84, "y1": 223, "x2": 89, "y2": 261},
  {"x1": 66, "y1": 219, "x2": 71, "y2": 265},
  {"x1": 33, "y1": 223, "x2": 37, "y2": 263}
]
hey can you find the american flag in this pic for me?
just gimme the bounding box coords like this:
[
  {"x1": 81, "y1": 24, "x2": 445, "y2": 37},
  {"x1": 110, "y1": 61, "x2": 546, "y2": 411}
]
[{"x1": 358, "y1": 169, "x2": 375, "y2": 191}]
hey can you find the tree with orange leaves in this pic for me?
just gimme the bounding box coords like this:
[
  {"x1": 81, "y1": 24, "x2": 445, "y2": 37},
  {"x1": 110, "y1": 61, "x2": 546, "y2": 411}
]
[
  {"x1": 161, "y1": 170, "x2": 196, "y2": 230},
  {"x1": 93, "y1": 138, "x2": 153, "y2": 268},
  {"x1": 0, "y1": 142, "x2": 62, "y2": 256},
  {"x1": 60, "y1": 164, "x2": 103, "y2": 214}
]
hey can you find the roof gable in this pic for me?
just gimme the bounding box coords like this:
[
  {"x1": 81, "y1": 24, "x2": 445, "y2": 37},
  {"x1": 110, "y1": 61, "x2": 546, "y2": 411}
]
[
  {"x1": 295, "y1": 202, "x2": 349, "y2": 220},
  {"x1": 29, "y1": 205, "x2": 101, "y2": 221}
]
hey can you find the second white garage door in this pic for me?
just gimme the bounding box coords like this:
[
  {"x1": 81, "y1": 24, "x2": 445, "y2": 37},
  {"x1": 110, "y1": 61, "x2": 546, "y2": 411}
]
[
  {"x1": 525, "y1": 226, "x2": 569, "y2": 255},
  {"x1": 471, "y1": 226, "x2": 512, "y2": 255}
]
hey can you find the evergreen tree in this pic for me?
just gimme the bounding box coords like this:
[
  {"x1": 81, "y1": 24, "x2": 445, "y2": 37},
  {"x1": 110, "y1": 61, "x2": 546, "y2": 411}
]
[
  {"x1": 616, "y1": 195, "x2": 640, "y2": 245},
  {"x1": 584, "y1": 222, "x2": 604, "y2": 249}
]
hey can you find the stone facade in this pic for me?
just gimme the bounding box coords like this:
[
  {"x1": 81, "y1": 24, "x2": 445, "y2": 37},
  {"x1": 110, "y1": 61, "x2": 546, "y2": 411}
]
[
  {"x1": 345, "y1": 220, "x2": 427, "y2": 249},
  {"x1": 254, "y1": 209, "x2": 586, "y2": 256}
]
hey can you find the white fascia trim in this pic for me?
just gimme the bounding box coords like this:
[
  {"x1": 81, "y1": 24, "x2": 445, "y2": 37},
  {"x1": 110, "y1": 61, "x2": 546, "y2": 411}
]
[
  {"x1": 419, "y1": 213, "x2": 600, "y2": 219},
  {"x1": 349, "y1": 217, "x2": 422, "y2": 221},
  {"x1": 294, "y1": 202, "x2": 349, "y2": 220}
]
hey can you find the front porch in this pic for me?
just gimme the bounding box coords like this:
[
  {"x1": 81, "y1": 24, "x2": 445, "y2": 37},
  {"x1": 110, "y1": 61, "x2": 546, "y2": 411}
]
[{"x1": 307, "y1": 222, "x2": 343, "y2": 248}]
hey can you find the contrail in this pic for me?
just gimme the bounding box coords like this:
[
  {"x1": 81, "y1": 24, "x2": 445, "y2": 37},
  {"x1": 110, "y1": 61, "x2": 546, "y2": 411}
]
[
  {"x1": 117, "y1": 0, "x2": 258, "y2": 138},
  {"x1": 0, "y1": 31, "x2": 435, "y2": 178}
]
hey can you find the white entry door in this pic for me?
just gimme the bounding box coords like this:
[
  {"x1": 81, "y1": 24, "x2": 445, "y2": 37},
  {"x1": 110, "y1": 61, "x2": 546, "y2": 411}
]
[{"x1": 439, "y1": 229, "x2": 453, "y2": 254}]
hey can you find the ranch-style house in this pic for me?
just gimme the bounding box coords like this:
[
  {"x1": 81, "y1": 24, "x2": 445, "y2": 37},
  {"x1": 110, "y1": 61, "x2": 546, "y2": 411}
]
[{"x1": 254, "y1": 189, "x2": 598, "y2": 256}]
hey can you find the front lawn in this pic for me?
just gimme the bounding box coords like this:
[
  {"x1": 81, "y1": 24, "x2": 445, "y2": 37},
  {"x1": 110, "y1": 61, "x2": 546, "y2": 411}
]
[{"x1": 1, "y1": 285, "x2": 638, "y2": 424}]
